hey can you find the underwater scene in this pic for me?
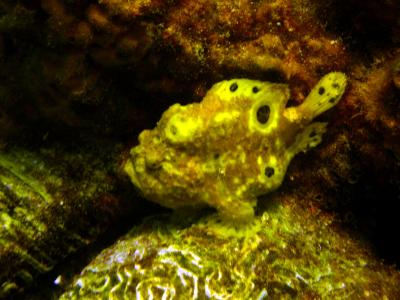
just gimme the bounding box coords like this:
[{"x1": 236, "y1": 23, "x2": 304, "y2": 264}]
[{"x1": 1, "y1": 0, "x2": 400, "y2": 299}]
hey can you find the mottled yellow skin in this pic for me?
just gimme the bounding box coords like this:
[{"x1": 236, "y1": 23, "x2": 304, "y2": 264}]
[{"x1": 124, "y1": 73, "x2": 347, "y2": 221}]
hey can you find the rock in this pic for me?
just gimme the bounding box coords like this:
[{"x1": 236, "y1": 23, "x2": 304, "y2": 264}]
[
  {"x1": 0, "y1": 142, "x2": 140, "y2": 297},
  {"x1": 61, "y1": 202, "x2": 400, "y2": 299}
]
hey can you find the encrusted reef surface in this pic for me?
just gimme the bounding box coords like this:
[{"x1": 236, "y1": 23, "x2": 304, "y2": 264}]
[
  {"x1": 0, "y1": 140, "x2": 144, "y2": 298},
  {"x1": 61, "y1": 202, "x2": 400, "y2": 299},
  {"x1": 1, "y1": 0, "x2": 350, "y2": 139},
  {"x1": 1, "y1": 0, "x2": 400, "y2": 298}
]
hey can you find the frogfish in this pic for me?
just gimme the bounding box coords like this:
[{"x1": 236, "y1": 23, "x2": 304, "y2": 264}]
[{"x1": 124, "y1": 73, "x2": 347, "y2": 221}]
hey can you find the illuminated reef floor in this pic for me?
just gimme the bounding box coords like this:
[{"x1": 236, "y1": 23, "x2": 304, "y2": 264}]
[{"x1": 59, "y1": 198, "x2": 400, "y2": 299}]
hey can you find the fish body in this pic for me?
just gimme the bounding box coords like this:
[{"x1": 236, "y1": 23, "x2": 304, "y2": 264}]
[{"x1": 124, "y1": 72, "x2": 347, "y2": 221}]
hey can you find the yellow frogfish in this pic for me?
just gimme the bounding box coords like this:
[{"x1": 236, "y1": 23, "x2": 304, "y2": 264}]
[{"x1": 124, "y1": 73, "x2": 347, "y2": 221}]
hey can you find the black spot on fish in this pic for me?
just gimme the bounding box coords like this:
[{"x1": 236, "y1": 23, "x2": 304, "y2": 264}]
[
  {"x1": 170, "y1": 125, "x2": 177, "y2": 135},
  {"x1": 265, "y1": 167, "x2": 275, "y2": 178},
  {"x1": 256, "y1": 105, "x2": 270, "y2": 124},
  {"x1": 230, "y1": 82, "x2": 238, "y2": 92}
]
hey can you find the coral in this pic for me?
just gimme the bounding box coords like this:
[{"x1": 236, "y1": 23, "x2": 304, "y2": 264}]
[
  {"x1": 162, "y1": 0, "x2": 349, "y2": 96},
  {"x1": 60, "y1": 203, "x2": 400, "y2": 299},
  {"x1": 347, "y1": 63, "x2": 400, "y2": 157},
  {"x1": 0, "y1": 0, "x2": 399, "y2": 298},
  {"x1": 276, "y1": 49, "x2": 400, "y2": 263},
  {"x1": 0, "y1": 1, "x2": 36, "y2": 139},
  {"x1": 41, "y1": 0, "x2": 162, "y2": 66},
  {"x1": 0, "y1": 141, "x2": 140, "y2": 297},
  {"x1": 1, "y1": 0, "x2": 349, "y2": 136},
  {"x1": 124, "y1": 73, "x2": 347, "y2": 221},
  {"x1": 311, "y1": 0, "x2": 400, "y2": 52},
  {"x1": 393, "y1": 57, "x2": 400, "y2": 90},
  {"x1": 0, "y1": 2, "x2": 34, "y2": 33}
]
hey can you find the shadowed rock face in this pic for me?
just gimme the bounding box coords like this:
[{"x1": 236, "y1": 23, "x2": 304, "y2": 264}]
[
  {"x1": 2, "y1": 0, "x2": 350, "y2": 138},
  {"x1": 1, "y1": 0, "x2": 400, "y2": 298},
  {"x1": 0, "y1": 142, "x2": 142, "y2": 298}
]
